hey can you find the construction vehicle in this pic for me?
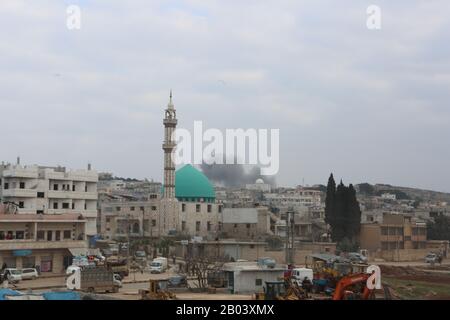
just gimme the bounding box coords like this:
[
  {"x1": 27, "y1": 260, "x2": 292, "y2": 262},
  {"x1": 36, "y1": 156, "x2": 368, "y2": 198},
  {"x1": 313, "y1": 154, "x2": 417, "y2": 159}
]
[
  {"x1": 140, "y1": 279, "x2": 176, "y2": 300},
  {"x1": 332, "y1": 273, "x2": 373, "y2": 300},
  {"x1": 254, "y1": 280, "x2": 308, "y2": 300}
]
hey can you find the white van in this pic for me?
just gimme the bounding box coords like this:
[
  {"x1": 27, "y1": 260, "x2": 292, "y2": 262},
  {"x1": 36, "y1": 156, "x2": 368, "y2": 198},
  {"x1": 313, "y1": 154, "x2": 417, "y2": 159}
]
[{"x1": 150, "y1": 257, "x2": 168, "y2": 274}]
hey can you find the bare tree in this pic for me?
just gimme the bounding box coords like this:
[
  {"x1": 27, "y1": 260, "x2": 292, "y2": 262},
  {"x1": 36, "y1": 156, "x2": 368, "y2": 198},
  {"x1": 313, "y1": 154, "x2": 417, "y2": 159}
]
[{"x1": 184, "y1": 256, "x2": 226, "y2": 289}]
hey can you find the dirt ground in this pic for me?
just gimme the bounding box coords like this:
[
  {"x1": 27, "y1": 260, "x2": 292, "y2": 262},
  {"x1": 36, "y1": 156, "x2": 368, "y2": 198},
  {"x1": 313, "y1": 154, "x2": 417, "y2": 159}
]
[{"x1": 380, "y1": 264, "x2": 450, "y2": 299}]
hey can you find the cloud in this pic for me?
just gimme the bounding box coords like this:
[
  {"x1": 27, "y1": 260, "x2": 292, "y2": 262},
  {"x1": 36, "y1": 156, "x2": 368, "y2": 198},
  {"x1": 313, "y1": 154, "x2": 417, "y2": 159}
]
[{"x1": 0, "y1": 1, "x2": 449, "y2": 191}]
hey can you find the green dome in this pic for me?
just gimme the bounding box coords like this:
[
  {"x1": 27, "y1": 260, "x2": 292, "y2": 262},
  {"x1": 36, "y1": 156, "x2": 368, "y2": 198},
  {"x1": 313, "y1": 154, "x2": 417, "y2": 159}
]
[{"x1": 162, "y1": 164, "x2": 216, "y2": 202}]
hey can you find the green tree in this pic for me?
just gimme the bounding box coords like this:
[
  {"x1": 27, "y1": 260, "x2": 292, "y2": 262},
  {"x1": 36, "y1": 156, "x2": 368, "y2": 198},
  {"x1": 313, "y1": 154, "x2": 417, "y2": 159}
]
[
  {"x1": 325, "y1": 175, "x2": 362, "y2": 247},
  {"x1": 324, "y1": 173, "x2": 336, "y2": 227},
  {"x1": 427, "y1": 215, "x2": 450, "y2": 241}
]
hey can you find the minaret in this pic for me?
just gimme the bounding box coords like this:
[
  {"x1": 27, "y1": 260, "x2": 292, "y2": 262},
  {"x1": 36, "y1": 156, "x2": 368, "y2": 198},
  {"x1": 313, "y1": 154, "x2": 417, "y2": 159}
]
[{"x1": 162, "y1": 90, "x2": 177, "y2": 199}]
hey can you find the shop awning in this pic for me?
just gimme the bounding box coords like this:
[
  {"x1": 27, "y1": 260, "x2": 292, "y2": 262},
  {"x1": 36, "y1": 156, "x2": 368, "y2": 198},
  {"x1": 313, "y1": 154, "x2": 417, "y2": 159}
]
[
  {"x1": 13, "y1": 250, "x2": 32, "y2": 257},
  {"x1": 68, "y1": 248, "x2": 89, "y2": 256}
]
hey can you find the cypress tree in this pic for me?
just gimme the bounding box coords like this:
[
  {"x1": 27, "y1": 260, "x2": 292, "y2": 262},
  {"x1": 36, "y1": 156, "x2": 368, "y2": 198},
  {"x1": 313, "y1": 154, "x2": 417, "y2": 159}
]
[{"x1": 325, "y1": 173, "x2": 336, "y2": 226}]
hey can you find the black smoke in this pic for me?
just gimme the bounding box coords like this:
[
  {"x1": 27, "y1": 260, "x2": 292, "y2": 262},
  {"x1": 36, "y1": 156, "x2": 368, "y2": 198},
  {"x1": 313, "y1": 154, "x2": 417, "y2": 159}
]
[{"x1": 199, "y1": 162, "x2": 276, "y2": 188}]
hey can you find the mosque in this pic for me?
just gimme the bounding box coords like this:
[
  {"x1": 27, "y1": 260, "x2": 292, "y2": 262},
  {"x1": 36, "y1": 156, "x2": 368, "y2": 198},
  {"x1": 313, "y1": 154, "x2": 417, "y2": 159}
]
[{"x1": 100, "y1": 93, "x2": 223, "y2": 240}]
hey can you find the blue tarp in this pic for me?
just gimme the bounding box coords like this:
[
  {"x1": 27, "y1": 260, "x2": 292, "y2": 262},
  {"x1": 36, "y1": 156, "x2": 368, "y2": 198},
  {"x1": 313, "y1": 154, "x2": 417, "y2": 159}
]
[
  {"x1": 42, "y1": 291, "x2": 81, "y2": 300},
  {"x1": 0, "y1": 289, "x2": 21, "y2": 300}
]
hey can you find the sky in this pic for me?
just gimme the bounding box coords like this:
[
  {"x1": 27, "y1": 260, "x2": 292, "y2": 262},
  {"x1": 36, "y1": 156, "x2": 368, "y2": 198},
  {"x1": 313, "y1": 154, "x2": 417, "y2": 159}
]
[{"x1": 0, "y1": 1, "x2": 450, "y2": 192}]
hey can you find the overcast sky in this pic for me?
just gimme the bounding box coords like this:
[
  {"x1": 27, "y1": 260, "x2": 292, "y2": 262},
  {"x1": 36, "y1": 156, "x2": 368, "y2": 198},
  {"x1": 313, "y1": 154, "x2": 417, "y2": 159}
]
[{"x1": 1, "y1": 1, "x2": 449, "y2": 192}]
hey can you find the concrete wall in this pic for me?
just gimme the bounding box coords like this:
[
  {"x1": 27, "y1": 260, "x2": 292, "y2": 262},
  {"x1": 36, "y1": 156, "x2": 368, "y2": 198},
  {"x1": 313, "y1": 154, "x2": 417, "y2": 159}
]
[{"x1": 232, "y1": 270, "x2": 285, "y2": 294}]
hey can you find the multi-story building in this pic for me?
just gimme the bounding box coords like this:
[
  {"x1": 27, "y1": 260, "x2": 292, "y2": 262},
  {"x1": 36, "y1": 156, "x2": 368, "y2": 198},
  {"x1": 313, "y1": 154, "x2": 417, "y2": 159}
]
[
  {"x1": 99, "y1": 164, "x2": 224, "y2": 240},
  {"x1": 220, "y1": 207, "x2": 271, "y2": 240},
  {"x1": 0, "y1": 209, "x2": 88, "y2": 274},
  {"x1": 360, "y1": 213, "x2": 427, "y2": 253},
  {"x1": 0, "y1": 162, "x2": 98, "y2": 237}
]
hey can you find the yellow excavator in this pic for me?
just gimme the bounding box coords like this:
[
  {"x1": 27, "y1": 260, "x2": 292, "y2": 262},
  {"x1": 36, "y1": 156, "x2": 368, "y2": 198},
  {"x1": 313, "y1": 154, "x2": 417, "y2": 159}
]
[
  {"x1": 254, "y1": 280, "x2": 308, "y2": 300},
  {"x1": 140, "y1": 279, "x2": 176, "y2": 300}
]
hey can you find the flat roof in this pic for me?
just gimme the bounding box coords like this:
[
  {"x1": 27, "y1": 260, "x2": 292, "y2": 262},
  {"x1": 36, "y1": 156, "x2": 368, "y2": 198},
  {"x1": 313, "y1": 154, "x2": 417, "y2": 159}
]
[{"x1": 0, "y1": 213, "x2": 86, "y2": 222}]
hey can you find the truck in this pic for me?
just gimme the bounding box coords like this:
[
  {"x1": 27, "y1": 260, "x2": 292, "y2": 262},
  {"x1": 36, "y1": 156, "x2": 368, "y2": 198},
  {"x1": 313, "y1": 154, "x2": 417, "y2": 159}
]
[
  {"x1": 105, "y1": 257, "x2": 129, "y2": 278},
  {"x1": 150, "y1": 257, "x2": 168, "y2": 274},
  {"x1": 79, "y1": 266, "x2": 121, "y2": 293},
  {"x1": 290, "y1": 268, "x2": 314, "y2": 287}
]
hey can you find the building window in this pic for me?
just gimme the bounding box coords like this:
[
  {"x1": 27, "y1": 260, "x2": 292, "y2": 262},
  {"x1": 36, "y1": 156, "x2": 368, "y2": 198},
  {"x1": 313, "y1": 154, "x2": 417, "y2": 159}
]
[
  {"x1": 19, "y1": 201, "x2": 24, "y2": 208},
  {"x1": 207, "y1": 222, "x2": 211, "y2": 231},
  {"x1": 37, "y1": 192, "x2": 45, "y2": 198},
  {"x1": 152, "y1": 219, "x2": 156, "y2": 227},
  {"x1": 84, "y1": 203, "x2": 87, "y2": 210},
  {"x1": 63, "y1": 230, "x2": 71, "y2": 239},
  {"x1": 151, "y1": 206, "x2": 157, "y2": 211},
  {"x1": 182, "y1": 221, "x2": 186, "y2": 231},
  {"x1": 116, "y1": 207, "x2": 121, "y2": 211},
  {"x1": 16, "y1": 231, "x2": 24, "y2": 239},
  {"x1": 85, "y1": 185, "x2": 88, "y2": 192},
  {"x1": 4, "y1": 183, "x2": 8, "y2": 189},
  {"x1": 246, "y1": 224, "x2": 251, "y2": 229},
  {"x1": 196, "y1": 221, "x2": 201, "y2": 231},
  {"x1": 130, "y1": 206, "x2": 135, "y2": 211},
  {"x1": 106, "y1": 218, "x2": 110, "y2": 223},
  {"x1": 255, "y1": 279, "x2": 262, "y2": 286},
  {"x1": 62, "y1": 203, "x2": 69, "y2": 209},
  {"x1": 55, "y1": 231, "x2": 61, "y2": 241},
  {"x1": 53, "y1": 202, "x2": 58, "y2": 209},
  {"x1": 207, "y1": 205, "x2": 212, "y2": 213},
  {"x1": 47, "y1": 231, "x2": 52, "y2": 241},
  {"x1": 140, "y1": 206, "x2": 145, "y2": 211},
  {"x1": 182, "y1": 204, "x2": 186, "y2": 212},
  {"x1": 196, "y1": 204, "x2": 201, "y2": 213},
  {"x1": 218, "y1": 206, "x2": 223, "y2": 213},
  {"x1": 72, "y1": 185, "x2": 76, "y2": 191},
  {"x1": 72, "y1": 203, "x2": 75, "y2": 209},
  {"x1": 381, "y1": 227, "x2": 388, "y2": 235},
  {"x1": 19, "y1": 182, "x2": 25, "y2": 189},
  {"x1": 53, "y1": 184, "x2": 58, "y2": 191},
  {"x1": 37, "y1": 231, "x2": 45, "y2": 240}
]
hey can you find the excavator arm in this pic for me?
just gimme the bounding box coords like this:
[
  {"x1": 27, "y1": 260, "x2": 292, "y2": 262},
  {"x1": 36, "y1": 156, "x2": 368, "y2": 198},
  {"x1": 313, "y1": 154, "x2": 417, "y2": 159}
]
[{"x1": 332, "y1": 273, "x2": 372, "y2": 300}]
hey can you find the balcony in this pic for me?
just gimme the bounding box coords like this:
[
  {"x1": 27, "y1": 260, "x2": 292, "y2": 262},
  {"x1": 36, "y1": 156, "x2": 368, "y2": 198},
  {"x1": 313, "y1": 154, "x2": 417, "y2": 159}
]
[
  {"x1": 1, "y1": 189, "x2": 37, "y2": 198},
  {"x1": 47, "y1": 190, "x2": 97, "y2": 200},
  {"x1": 0, "y1": 239, "x2": 87, "y2": 251},
  {"x1": 45, "y1": 209, "x2": 97, "y2": 217}
]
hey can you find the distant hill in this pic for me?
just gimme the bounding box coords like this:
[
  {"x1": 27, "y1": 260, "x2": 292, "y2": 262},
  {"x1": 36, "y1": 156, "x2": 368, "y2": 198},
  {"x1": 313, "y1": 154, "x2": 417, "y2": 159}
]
[{"x1": 355, "y1": 183, "x2": 450, "y2": 202}]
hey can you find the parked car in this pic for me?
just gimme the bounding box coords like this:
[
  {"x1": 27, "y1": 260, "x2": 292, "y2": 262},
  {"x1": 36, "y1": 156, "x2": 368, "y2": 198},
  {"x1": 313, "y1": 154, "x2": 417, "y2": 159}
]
[
  {"x1": 425, "y1": 253, "x2": 440, "y2": 264},
  {"x1": 257, "y1": 257, "x2": 276, "y2": 268},
  {"x1": 168, "y1": 275, "x2": 187, "y2": 288},
  {"x1": 3, "y1": 268, "x2": 22, "y2": 283},
  {"x1": 347, "y1": 252, "x2": 368, "y2": 264},
  {"x1": 134, "y1": 250, "x2": 147, "y2": 262},
  {"x1": 20, "y1": 268, "x2": 39, "y2": 280}
]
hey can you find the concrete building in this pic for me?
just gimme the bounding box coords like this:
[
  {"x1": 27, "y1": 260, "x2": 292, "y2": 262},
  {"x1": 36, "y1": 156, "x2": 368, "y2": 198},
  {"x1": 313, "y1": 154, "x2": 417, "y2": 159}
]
[
  {"x1": 0, "y1": 212, "x2": 88, "y2": 274},
  {"x1": 360, "y1": 213, "x2": 428, "y2": 261},
  {"x1": 0, "y1": 162, "x2": 98, "y2": 237},
  {"x1": 222, "y1": 261, "x2": 285, "y2": 294},
  {"x1": 98, "y1": 93, "x2": 223, "y2": 240},
  {"x1": 245, "y1": 179, "x2": 271, "y2": 193},
  {"x1": 220, "y1": 207, "x2": 271, "y2": 240}
]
